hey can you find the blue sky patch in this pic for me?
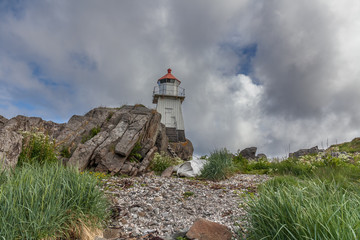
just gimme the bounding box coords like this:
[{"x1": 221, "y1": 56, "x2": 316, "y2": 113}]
[{"x1": 70, "y1": 52, "x2": 97, "y2": 71}]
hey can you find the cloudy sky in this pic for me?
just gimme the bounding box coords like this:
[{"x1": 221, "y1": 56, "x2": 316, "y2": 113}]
[{"x1": 1, "y1": 0, "x2": 359, "y2": 157}]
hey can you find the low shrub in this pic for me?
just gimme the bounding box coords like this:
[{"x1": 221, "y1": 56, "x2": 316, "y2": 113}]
[
  {"x1": 81, "y1": 126, "x2": 101, "y2": 143},
  {"x1": 17, "y1": 130, "x2": 58, "y2": 166},
  {"x1": 150, "y1": 152, "x2": 183, "y2": 174},
  {"x1": 129, "y1": 142, "x2": 142, "y2": 162},
  {"x1": 246, "y1": 177, "x2": 360, "y2": 240},
  {"x1": 0, "y1": 163, "x2": 109, "y2": 239},
  {"x1": 200, "y1": 149, "x2": 234, "y2": 181}
]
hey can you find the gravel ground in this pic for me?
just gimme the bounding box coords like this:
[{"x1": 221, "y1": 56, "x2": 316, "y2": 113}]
[{"x1": 100, "y1": 173, "x2": 270, "y2": 240}]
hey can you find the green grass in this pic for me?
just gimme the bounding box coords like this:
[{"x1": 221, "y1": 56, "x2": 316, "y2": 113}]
[
  {"x1": 17, "y1": 130, "x2": 58, "y2": 166},
  {"x1": 200, "y1": 149, "x2": 234, "y2": 181},
  {"x1": 150, "y1": 152, "x2": 183, "y2": 174},
  {"x1": 245, "y1": 176, "x2": 360, "y2": 240},
  {"x1": 331, "y1": 138, "x2": 360, "y2": 153},
  {"x1": 0, "y1": 163, "x2": 109, "y2": 239}
]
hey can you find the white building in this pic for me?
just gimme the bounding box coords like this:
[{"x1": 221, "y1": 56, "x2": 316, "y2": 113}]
[{"x1": 153, "y1": 68, "x2": 186, "y2": 142}]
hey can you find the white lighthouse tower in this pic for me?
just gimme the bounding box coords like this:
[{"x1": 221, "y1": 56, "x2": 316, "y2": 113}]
[{"x1": 153, "y1": 68, "x2": 186, "y2": 142}]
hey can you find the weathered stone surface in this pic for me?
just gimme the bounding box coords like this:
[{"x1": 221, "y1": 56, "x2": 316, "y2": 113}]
[
  {"x1": 155, "y1": 124, "x2": 169, "y2": 153},
  {"x1": 290, "y1": 146, "x2": 319, "y2": 158},
  {"x1": 239, "y1": 147, "x2": 257, "y2": 160},
  {"x1": 139, "y1": 146, "x2": 158, "y2": 173},
  {"x1": 186, "y1": 218, "x2": 232, "y2": 240},
  {"x1": 0, "y1": 115, "x2": 7, "y2": 129},
  {"x1": 0, "y1": 129, "x2": 22, "y2": 168},
  {"x1": 169, "y1": 139, "x2": 194, "y2": 160},
  {"x1": 161, "y1": 166, "x2": 174, "y2": 177},
  {"x1": 67, "y1": 131, "x2": 109, "y2": 171}
]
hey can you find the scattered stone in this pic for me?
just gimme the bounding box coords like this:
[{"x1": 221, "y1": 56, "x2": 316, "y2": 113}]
[
  {"x1": 186, "y1": 218, "x2": 232, "y2": 240},
  {"x1": 161, "y1": 166, "x2": 174, "y2": 177},
  {"x1": 101, "y1": 173, "x2": 269, "y2": 239},
  {"x1": 103, "y1": 228, "x2": 120, "y2": 239}
]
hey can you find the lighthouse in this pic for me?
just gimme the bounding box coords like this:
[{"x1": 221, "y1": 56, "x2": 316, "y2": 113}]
[{"x1": 153, "y1": 68, "x2": 186, "y2": 142}]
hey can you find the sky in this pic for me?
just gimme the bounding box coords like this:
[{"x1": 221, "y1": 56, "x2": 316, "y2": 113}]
[{"x1": 0, "y1": 0, "x2": 360, "y2": 157}]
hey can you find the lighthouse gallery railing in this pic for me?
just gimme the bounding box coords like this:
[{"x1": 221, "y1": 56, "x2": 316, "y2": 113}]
[{"x1": 153, "y1": 86, "x2": 185, "y2": 97}]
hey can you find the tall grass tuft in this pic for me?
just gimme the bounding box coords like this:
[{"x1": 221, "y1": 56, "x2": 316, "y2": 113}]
[
  {"x1": 0, "y1": 163, "x2": 109, "y2": 239},
  {"x1": 200, "y1": 149, "x2": 234, "y2": 181},
  {"x1": 245, "y1": 177, "x2": 360, "y2": 240}
]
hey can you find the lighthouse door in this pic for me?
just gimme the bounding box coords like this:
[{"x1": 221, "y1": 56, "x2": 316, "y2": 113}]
[{"x1": 165, "y1": 108, "x2": 176, "y2": 128}]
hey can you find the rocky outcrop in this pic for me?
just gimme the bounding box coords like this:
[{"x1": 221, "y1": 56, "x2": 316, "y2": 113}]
[
  {"x1": 0, "y1": 105, "x2": 193, "y2": 175},
  {"x1": 239, "y1": 147, "x2": 267, "y2": 161},
  {"x1": 289, "y1": 146, "x2": 320, "y2": 158}
]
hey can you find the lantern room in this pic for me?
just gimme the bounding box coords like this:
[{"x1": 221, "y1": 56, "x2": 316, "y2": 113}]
[{"x1": 153, "y1": 68, "x2": 186, "y2": 142}]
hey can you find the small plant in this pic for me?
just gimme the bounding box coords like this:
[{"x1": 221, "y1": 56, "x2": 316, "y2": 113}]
[
  {"x1": 17, "y1": 129, "x2": 58, "y2": 166},
  {"x1": 106, "y1": 111, "x2": 114, "y2": 122},
  {"x1": 81, "y1": 126, "x2": 101, "y2": 143},
  {"x1": 150, "y1": 152, "x2": 183, "y2": 174},
  {"x1": 200, "y1": 148, "x2": 234, "y2": 181},
  {"x1": 128, "y1": 142, "x2": 142, "y2": 162},
  {"x1": 183, "y1": 191, "x2": 195, "y2": 199},
  {"x1": 59, "y1": 145, "x2": 72, "y2": 158}
]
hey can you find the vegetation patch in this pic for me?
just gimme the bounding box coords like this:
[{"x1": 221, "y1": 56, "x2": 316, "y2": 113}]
[
  {"x1": 0, "y1": 163, "x2": 109, "y2": 239},
  {"x1": 183, "y1": 191, "x2": 195, "y2": 199},
  {"x1": 245, "y1": 176, "x2": 360, "y2": 239},
  {"x1": 150, "y1": 152, "x2": 183, "y2": 174},
  {"x1": 128, "y1": 141, "x2": 142, "y2": 162},
  {"x1": 331, "y1": 137, "x2": 360, "y2": 153},
  {"x1": 81, "y1": 126, "x2": 101, "y2": 143},
  {"x1": 200, "y1": 149, "x2": 234, "y2": 181},
  {"x1": 17, "y1": 130, "x2": 58, "y2": 166}
]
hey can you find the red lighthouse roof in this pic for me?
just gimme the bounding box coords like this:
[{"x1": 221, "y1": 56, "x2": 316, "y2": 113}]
[{"x1": 158, "y1": 68, "x2": 180, "y2": 82}]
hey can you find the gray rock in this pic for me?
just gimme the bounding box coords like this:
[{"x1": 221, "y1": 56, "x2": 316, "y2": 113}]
[
  {"x1": 256, "y1": 153, "x2": 267, "y2": 160},
  {"x1": 289, "y1": 146, "x2": 319, "y2": 158},
  {"x1": 0, "y1": 129, "x2": 22, "y2": 168},
  {"x1": 0, "y1": 115, "x2": 8, "y2": 129},
  {"x1": 161, "y1": 166, "x2": 174, "y2": 178},
  {"x1": 239, "y1": 147, "x2": 257, "y2": 160}
]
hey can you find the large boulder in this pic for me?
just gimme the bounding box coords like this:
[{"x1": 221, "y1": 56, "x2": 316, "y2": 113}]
[
  {"x1": 0, "y1": 129, "x2": 22, "y2": 169},
  {"x1": 239, "y1": 147, "x2": 257, "y2": 160},
  {"x1": 65, "y1": 106, "x2": 168, "y2": 175},
  {"x1": 186, "y1": 218, "x2": 232, "y2": 240},
  {"x1": 169, "y1": 139, "x2": 194, "y2": 160}
]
